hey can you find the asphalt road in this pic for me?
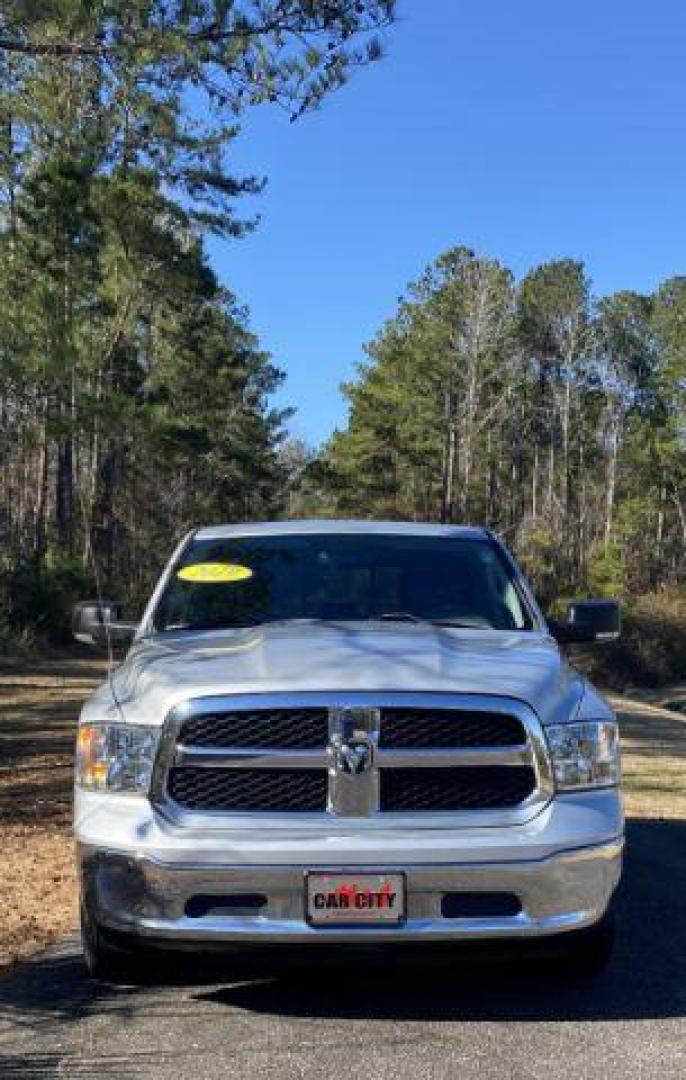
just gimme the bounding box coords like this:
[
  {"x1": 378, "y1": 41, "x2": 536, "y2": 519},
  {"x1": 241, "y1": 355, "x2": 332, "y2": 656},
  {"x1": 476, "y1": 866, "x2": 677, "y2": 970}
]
[{"x1": 1, "y1": 819, "x2": 685, "y2": 1080}]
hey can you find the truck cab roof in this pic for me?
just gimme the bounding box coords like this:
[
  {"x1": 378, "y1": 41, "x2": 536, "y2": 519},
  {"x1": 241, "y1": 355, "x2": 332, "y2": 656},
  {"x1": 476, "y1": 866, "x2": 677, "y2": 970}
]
[{"x1": 194, "y1": 519, "x2": 490, "y2": 540}]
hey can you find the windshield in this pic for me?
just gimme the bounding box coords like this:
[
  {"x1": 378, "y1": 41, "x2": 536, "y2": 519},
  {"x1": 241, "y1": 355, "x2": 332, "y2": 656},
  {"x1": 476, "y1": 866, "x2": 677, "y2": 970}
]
[{"x1": 152, "y1": 533, "x2": 534, "y2": 633}]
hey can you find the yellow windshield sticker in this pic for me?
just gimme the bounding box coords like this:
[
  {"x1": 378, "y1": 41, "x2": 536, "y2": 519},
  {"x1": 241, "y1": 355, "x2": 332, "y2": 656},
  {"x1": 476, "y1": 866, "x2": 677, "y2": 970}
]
[{"x1": 177, "y1": 562, "x2": 253, "y2": 584}]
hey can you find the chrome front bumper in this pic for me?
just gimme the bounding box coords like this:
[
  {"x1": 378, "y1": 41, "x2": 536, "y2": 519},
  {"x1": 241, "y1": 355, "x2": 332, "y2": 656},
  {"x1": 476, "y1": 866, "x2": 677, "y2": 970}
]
[{"x1": 78, "y1": 837, "x2": 623, "y2": 945}]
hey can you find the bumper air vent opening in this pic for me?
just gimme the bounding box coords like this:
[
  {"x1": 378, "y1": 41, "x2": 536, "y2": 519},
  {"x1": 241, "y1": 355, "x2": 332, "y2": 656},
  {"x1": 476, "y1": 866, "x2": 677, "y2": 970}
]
[
  {"x1": 441, "y1": 892, "x2": 522, "y2": 919},
  {"x1": 185, "y1": 894, "x2": 268, "y2": 918}
]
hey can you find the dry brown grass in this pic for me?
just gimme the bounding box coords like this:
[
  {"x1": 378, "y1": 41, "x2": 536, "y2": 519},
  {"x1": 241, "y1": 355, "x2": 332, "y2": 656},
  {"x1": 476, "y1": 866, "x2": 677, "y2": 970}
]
[
  {"x1": 0, "y1": 657, "x2": 107, "y2": 975},
  {"x1": 582, "y1": 590, "x2": 686, "y2": 690},
  {"x1": 0, "y1": 658, "x2": 684, "y2": 977},
  {"x1": 610, "y1": 692, "x2": 686, "y2": 820}
]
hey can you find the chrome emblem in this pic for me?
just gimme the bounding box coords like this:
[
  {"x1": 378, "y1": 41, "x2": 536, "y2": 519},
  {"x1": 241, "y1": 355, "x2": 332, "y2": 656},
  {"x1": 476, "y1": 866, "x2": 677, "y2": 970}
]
[
  {"x1": 333, "y1": 736, "x2": 374, "y2": 776},
  {"x1": 328, "y1": 706, "x2": 380, "y2": 816}
]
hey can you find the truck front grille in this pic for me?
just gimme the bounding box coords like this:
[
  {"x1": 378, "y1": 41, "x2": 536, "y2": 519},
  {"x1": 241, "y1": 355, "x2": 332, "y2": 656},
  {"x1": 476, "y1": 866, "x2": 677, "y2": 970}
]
[{"x1": 159, "y1": 695, "x2": 549, "y2": 821}]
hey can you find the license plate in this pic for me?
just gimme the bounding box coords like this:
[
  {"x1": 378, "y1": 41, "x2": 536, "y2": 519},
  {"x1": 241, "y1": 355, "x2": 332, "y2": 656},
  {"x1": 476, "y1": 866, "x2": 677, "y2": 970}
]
[{"x1": 306, "y1": 873, "x2": 406, "y2": 926}]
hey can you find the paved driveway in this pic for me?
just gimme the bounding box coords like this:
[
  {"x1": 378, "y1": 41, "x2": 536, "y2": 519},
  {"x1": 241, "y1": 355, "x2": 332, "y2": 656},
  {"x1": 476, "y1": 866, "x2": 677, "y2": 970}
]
[{"x1": 1, "y1": 819, "x2": 685, "y2": 1080}]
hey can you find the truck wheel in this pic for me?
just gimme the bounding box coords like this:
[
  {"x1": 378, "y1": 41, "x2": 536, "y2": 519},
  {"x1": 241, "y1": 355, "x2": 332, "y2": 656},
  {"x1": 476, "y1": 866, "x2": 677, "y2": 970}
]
[
  {"x1": 556, "y1": 913, "x2": 616, "y2": 977},
  {"x1": 80, "y1": 902, "x2": 143, "y2": 983}
]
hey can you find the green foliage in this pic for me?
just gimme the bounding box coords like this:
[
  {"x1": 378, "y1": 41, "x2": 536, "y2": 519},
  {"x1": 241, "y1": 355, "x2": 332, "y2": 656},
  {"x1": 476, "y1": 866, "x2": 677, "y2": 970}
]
[
  {"x1": 0, "y1": 3, "x2": 396, "y2": 169},
  {"x1": 581, "y1": 591, "x2": 686, "y2": 689},
  {"x1": 276, "y1": 437, "x2": 338, "y2": 519},
  {"x1": 325, "y1": 245, "x2": 686, "y2": 601},
  {"x1": 0, "y1": 555, "x2": 93, "y2": 642},
  {"x1": 513, "y1": 522, "x2": 560, "y2": 607},
  {"x1": 0, "y1": 1, "x2": 396, "y2": 638},
  {"x1": 585, "y1": 541, "x2": 628, "y2": 600},
  {"x1": 327, "y1": 247, "x2": 518, "y2": 524}
]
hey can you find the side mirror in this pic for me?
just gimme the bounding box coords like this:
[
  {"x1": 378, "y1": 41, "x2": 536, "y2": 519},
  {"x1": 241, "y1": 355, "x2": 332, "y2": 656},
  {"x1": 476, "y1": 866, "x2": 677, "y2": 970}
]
[
  {"x1": 549, "y1": 599, "x2": 621, "y2": 645},
  {"x1": 72, "y1": 601, "x2": 137, "y2": 650}
]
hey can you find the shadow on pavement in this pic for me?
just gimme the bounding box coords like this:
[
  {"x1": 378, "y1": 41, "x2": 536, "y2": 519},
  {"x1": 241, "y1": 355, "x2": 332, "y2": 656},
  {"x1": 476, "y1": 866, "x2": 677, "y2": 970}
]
[
  {"x1": 192, "y1": 818, "x2": 686, "y2": 1022},
  {"x1": 1, "y1": 818, "x2": 685, "y2": 1030}
]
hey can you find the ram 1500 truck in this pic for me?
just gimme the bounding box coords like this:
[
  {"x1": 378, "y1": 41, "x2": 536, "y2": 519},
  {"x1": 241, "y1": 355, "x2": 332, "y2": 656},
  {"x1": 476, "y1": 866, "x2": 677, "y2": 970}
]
[{"x1": 73, "y1": 520, "x2": 623, "y2": 980}]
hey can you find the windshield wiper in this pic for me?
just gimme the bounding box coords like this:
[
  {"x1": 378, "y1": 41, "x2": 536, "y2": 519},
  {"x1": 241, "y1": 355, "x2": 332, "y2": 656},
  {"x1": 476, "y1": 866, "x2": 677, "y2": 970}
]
[
  {"x1": 374, "y1": 613, "x2": 487, "y2": 629},
  {"x1": 430, "y1": 619, "x2": 488, "y2": 628},
  {"x1": 374, "y1": 612, "x2": 425, "y2": 623},
  {"x1": 161, "y1": 617, "x2": 265, "y2": 632}
]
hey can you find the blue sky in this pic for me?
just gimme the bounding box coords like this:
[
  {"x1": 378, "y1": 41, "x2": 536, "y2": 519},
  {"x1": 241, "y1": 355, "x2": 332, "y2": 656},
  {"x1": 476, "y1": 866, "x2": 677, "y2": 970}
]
[{"x1": 210, "y1": 0, "x2": 686, "y2": 447}]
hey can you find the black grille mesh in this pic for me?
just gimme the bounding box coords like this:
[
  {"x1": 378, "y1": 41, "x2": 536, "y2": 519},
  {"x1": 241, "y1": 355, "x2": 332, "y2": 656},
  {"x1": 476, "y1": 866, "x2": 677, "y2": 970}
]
[
  {"x1": 379, "y1": 709, "x2": 525, "y2": 749},
  {"x1": 168, "y1": 767, "x2": 327, "y2": 813},
  {"x1": 380, "y1": 766, "x2": 536, "y2": 812},
  {"x1": 179, "y1": 708, "x2": 329, "y2": 750}
]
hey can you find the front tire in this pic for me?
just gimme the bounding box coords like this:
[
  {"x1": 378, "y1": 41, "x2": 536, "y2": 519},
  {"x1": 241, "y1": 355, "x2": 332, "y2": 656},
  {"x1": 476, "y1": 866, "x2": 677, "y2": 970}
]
[
  {"x1": 551, "y1": 913, "x2": 616, "y2": 976},
  {"x1": 80, "y1": 901, "x2": 143, "y2": 983}
]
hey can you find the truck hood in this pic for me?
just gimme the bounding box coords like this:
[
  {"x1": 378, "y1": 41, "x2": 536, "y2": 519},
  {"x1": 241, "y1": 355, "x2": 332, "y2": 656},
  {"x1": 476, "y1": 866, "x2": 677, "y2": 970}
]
[{"x1": 101, "y1": 622, "x2": 587, "y2": 728}]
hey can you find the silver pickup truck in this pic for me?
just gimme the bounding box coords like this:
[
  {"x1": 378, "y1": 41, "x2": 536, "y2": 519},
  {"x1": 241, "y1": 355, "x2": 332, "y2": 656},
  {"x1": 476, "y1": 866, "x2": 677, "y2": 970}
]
[{"x1": 73, "y1": 520, "x2": 623, "y2": 980}]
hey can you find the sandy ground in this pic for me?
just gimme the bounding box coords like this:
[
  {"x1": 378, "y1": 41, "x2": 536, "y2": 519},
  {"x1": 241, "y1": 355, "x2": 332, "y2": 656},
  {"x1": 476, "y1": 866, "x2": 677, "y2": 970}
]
[{"x1": 0, "y1": 656, "x2": 684, "y2": 976}]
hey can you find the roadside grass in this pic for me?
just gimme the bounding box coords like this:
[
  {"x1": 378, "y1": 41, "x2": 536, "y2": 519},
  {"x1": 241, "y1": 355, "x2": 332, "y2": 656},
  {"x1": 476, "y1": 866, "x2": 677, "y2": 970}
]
[
  {"x1": 581, "y1": 591, "x2": 686, "y2": 690},
  {"x1": 0, "y1": 659, "x2": 684, "y2": 976},
  {"x1": 0, "y1": 658, "x2": 107, "y2": 976},
  {"x1": 610, "y1": 692, "x2": 686, "y2": 820}
]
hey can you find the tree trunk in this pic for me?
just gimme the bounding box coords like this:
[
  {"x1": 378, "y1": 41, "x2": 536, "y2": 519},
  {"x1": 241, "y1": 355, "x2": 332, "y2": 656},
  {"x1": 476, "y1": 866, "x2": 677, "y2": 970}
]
[
  {"x1": 604, "y1": 422, "x2": 619, "y2": 549},
  {"x1": 532, "y1": 441, "x2": 539, "y2": 522},
  {"x1": 440, "y1": 389, "x2": 456, "y2": 523},
  {"x1": 35, "y1": 399, "x2": 49, "y2": 562},
  {"x1": 56, "y1": 430, "x2": 74, "y2": 552}
]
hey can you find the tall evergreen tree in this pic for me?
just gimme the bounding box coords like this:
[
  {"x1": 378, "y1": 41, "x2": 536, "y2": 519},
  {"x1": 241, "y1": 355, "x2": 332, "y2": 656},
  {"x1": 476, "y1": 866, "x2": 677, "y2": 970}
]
[
  {"x1": 325, "y1": 246, "x2": 686, "y2": 601},
  {"x1": 0, "y1": 0, "x2": 397, "y2": 636}
]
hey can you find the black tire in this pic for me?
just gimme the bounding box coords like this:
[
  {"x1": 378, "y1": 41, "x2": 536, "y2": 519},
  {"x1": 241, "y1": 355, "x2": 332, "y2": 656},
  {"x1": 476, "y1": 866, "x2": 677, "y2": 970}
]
[
  {"x1": 80, "y1": 901, "x2": 144, "y2": 983},
  {"x1": 550, "y1": 913, "x2": 616, "y2": 977}
]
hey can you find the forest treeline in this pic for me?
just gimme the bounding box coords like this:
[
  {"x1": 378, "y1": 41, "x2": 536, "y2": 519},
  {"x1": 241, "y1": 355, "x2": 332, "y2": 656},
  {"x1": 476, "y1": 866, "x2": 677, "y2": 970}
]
[
  {"x1": 0, "y1": 1, "x2": 394, "y2": 639},
  {"x1": 2, "y1": 5, "x2": 685, "y2": 669},
  {"x1": 309, "y1": 247, "x2": 686, "y2": 609}
]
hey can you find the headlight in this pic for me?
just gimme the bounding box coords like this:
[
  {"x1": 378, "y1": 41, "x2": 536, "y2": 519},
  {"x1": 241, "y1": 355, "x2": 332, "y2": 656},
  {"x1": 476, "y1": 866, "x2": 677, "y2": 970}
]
[
  {"x1": 76, "y1": 724, "x2": 159, "y2": 793},
  {"x1": 546, "y1": 720, "x2": 620, "y2": 791}
]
